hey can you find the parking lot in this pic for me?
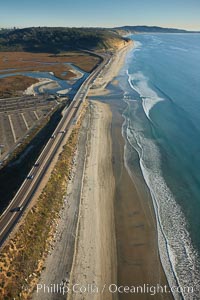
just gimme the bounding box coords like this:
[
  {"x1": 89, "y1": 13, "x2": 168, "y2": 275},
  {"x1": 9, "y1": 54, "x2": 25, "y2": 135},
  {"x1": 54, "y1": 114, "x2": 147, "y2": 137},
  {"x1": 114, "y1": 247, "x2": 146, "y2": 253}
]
[{"x1": 0, "y1": 95, "x2": 57, "y2": 160}]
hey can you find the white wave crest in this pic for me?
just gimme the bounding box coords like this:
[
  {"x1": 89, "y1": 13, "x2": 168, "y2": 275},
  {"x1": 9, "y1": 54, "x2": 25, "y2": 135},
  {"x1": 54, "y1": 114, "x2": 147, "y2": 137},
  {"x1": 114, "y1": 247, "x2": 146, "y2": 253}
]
[
  {"x1": 127, "y1": 71, "x2": 164, "y2": 120},
  {"x1": 122, "y1": 41, "x2": 142, "y2": 73},
  {"x1": 170, "y1": 46, "x2": 188, "y2": 52},
  {"x1": 125, "y1": 122, "x2": 200, "y2": 300}
]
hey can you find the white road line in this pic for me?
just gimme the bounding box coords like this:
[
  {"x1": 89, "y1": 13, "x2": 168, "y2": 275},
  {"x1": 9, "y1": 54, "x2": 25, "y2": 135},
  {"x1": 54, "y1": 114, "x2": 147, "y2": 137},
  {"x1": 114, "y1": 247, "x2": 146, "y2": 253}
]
[
  {"x1": 0, "y1": 55, "x2": 105, "y2": 242},
  {"x1": 0, "y1": 213, "x2": 16, "y2": 237},
  {"x1": 21, "y1": 113, "x2": 29, "y2": 130},
  {"x1": 0, "y1": 127, "x2": 69, "y2": 237},
  {"x1": 34, "y1": 111, "x2": 39, "y2": 120},
  {"x1": 8, "y1": 115, "x2": 17, "y2": 143}
]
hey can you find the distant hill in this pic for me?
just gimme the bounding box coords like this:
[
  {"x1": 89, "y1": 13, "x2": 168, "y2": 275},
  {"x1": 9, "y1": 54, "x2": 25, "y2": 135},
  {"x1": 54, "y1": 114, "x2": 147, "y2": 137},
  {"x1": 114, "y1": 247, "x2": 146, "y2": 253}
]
[
  {"x1": 113, "y1": 25, "x2": 200, "y2": 34},
  {"x1": 1, "y1": 26, "x2": 196, "y2": 54},
  {"x1": 0, "y1": 27, "x2": 130, "y2": 53}
]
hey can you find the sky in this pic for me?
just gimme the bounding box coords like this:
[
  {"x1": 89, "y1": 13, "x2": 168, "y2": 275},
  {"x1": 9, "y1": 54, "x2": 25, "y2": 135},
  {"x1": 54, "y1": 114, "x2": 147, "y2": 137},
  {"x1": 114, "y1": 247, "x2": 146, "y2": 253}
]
[{"x1": 0, "y1": 0, "x2": 200, "y2": 30}]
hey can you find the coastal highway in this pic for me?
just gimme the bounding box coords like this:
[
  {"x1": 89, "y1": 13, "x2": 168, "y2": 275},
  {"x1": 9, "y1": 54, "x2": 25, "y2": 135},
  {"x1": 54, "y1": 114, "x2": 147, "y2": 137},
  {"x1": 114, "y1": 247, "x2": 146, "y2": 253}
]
[{"x1": 0, "y1": 53, "x2": 110, "y2": 247}]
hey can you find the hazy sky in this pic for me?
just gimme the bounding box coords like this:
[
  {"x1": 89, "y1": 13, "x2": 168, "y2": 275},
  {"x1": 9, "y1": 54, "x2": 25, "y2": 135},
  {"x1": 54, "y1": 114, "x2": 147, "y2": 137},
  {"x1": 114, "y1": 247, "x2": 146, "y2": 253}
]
[{"x1": 1, "y1": 0, "x2": 200, "y2": 30}]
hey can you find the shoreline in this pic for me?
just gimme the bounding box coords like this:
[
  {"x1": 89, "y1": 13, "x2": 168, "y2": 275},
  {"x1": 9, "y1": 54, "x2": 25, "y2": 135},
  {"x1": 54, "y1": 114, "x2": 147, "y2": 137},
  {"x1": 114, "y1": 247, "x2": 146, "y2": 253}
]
[
  {"x1": 65, "y1": 42, "x2": 136, "y2": 300},
  {"x1": 31, "y1": 40, "x2": 173, "y2": 300},
  {"x1": 89, "y1": 41, "x2": 134, "y2": 96},
  {"x1": 102, "y1": 96, "x2": 172, "y2": 300},
  {"x1": 88, "y1": 42, "x2": 173, "y2": 298},
  {"x1": 68, "y1": 40, "x2": 173, "y2": 299},
  {"x1": 27, "y1": 43, "x2": 133, "y2": 300},
  {"x1": 23, "y1": 77, "x2": 55, "y2": 95}
]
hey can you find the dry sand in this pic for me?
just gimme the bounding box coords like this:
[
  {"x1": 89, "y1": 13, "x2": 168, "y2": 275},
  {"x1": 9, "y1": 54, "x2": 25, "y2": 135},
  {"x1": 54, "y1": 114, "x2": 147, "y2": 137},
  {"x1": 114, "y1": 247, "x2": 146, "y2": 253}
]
[
  {"x1": 32, "y1": 39, "x2": 172, "y2": 300},
  {"x1": 23, "y1": 78, "x2": 57, "y2": 95},
  {"x1": 89, "y1": 41, "x2": 134, "y2": 96},
  {"x1": 30, "y1": 45, "x2": 133, "y2": 300},
  {"x1": 67, "y1": 44, "x2": 135, "y2": 300},
  {"x1": 32, "y1": 110, "x2": 90, "y2": 300},
  {"x1": 86, "y1": 40, "x2": 172, "y2": 299},
  {"x1": 68, "y1": 101, "x2": 117, "y2": 300}
]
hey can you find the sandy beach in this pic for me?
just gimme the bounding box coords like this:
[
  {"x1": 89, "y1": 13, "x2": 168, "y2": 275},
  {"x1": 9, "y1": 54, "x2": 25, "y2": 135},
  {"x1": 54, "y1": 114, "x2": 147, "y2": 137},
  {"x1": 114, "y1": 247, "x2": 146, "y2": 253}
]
[
  {"x1": 108, "y1": 98, "x2": 173, "y2": 299},
  {"x1": 67, "y1": 43, "x2": 134, "y2": 300},
  {"x1": 89, "y1": 41, "x2": 134, "y2": 95},
  {"x1": 32, "y1": 42, "x2": 172, "y2": 300},
  {"x1": 32, "y1": 108, "x2": 90, "y2": 300},
  {"x1": 87, "y1": 41, "x2": 173, "y2": 299},
  {"x1": 23, "y1": 77, "x2": 57, "y2": 95},
  {"x1": 32, "y1": 100, "x2": 117, "y2": 300},
  {"x1": 29, "y1": 44, "x2": 131, "y2": 300},
  {"x1": 68, "y1": 101, "x2": 117, "y2": 300}
]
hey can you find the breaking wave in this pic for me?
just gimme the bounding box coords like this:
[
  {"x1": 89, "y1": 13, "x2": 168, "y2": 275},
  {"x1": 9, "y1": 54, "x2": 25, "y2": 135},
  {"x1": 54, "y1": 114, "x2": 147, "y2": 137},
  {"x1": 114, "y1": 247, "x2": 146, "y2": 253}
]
[
  {"x1": 122, "y1": 91, "x2": 200, "y2": 300},
  {"x1": 127, "y1": 71, "x2": 164, "y2": 121}
]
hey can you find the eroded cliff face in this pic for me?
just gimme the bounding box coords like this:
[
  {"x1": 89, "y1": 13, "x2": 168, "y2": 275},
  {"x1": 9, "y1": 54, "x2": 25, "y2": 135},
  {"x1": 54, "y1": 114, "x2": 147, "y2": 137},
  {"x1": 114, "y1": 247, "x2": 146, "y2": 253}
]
[
  {"x1": 98, "y1": 36, "x2": 133, "y2": 51},
  {"x1": 111, "y1": 37, "x2": 133, "y2": 50}
]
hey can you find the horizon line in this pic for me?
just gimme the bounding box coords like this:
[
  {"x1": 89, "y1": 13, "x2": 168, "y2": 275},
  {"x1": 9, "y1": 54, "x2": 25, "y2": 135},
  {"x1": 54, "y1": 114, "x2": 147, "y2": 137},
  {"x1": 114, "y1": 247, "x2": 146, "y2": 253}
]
[{"x1": 0, "y1": 24, "x2": 200, "y2": 31}]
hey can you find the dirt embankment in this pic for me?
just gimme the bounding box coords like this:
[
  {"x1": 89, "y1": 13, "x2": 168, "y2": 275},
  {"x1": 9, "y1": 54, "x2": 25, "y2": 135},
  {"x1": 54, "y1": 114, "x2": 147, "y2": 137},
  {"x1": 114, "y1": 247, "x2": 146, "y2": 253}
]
[{"x1": 109, "y1": 37, "x2": 133, "y2": 51}]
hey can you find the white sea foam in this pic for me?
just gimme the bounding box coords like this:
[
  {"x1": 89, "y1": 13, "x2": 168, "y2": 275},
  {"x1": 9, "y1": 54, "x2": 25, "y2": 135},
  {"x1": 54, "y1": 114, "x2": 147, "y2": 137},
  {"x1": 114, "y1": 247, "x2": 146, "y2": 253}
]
[
  {"x1": 121, "y1": 41, "x2": 142, "y2": 75},
  {"x1": 133, "y1": 41, "x2": 142, "y2": 50},
  {"x1": 121, "y1": 33, "x2": 200, "y2": 299},
  {"x1": 127, "y1": 71, "x2": 164, "y2": 120},
  {"x1": 123, "y1": 115, "x2": 200, "y2": 299},
  {"x1": 170, "y1": 46, "x2": 188, "y2": 52}
]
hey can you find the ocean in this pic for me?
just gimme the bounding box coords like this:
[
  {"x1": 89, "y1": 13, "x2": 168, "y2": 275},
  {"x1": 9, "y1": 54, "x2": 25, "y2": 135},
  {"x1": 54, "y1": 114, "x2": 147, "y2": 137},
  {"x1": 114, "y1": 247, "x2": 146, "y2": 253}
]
[{"x1": 118, "y1": 34, "x2": 200, "y2": 299}]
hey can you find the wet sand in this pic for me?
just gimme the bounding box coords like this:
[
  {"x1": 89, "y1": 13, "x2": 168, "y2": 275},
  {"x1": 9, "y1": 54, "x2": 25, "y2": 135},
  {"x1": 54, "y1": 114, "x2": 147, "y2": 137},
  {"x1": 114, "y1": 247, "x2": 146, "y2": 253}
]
[
  {"x1": 106, "y1": 96, "x2": 173, "y2": 299},
  {"x1": 87, "y1": 38, "x2": 174, "y2": 298},
  {"x1": 31, "y1": 40, "x2": 174, "y2": 299}
]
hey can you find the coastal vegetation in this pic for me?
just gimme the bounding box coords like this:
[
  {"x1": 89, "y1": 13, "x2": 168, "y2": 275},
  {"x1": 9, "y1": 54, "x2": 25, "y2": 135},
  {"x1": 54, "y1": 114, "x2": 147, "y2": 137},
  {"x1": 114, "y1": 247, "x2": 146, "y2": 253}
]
[
  {"x1": 0, "y1": 27, "x2": 129, "y2": 53},
  {"x1": 113, "y1": 25, "x2": 200, "y2": 33},
  {"x1": 0, "y1": 76, "x2": 38, "y2": 98},
  {"x1": 0, "y1": 51, "x2": 100, "y2": 77},
  {"x1": 0, "y1": 104, "x2": 86, "y2": 299},
  {"x1": 0, "y1": 51, "x2": 100, "y2": 96}
]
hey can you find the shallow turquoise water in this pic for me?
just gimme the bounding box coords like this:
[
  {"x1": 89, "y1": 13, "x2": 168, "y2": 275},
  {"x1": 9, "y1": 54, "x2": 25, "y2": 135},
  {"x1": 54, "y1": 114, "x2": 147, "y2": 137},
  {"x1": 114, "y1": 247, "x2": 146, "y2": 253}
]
[{"x1": 118, "y1": 33, "x2": 200, "y2": 299}]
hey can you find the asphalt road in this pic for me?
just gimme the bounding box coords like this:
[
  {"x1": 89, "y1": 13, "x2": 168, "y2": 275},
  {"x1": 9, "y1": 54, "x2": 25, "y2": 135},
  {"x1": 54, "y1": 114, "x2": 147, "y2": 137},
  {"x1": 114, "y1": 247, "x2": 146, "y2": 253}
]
[{"x1": 0, "y1": 53, "x2": 109, "y2": 248}]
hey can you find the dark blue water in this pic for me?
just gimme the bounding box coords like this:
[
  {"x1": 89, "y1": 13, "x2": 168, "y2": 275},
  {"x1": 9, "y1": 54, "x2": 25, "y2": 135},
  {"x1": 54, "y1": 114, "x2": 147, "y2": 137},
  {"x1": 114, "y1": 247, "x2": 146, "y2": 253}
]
[{"x1": 118, "y1": 34, "x2": 200, "y2": 299}]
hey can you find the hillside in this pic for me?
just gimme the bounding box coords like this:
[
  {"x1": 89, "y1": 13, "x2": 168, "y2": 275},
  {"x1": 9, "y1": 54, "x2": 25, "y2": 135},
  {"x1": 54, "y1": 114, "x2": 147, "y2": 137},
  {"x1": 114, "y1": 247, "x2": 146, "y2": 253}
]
[
  {"x1": 0, "y1": 27, "x2": 130, "y2": 53},
  {"x1": 114, "y1": 25, "x2": 199, "y2": 34}
]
